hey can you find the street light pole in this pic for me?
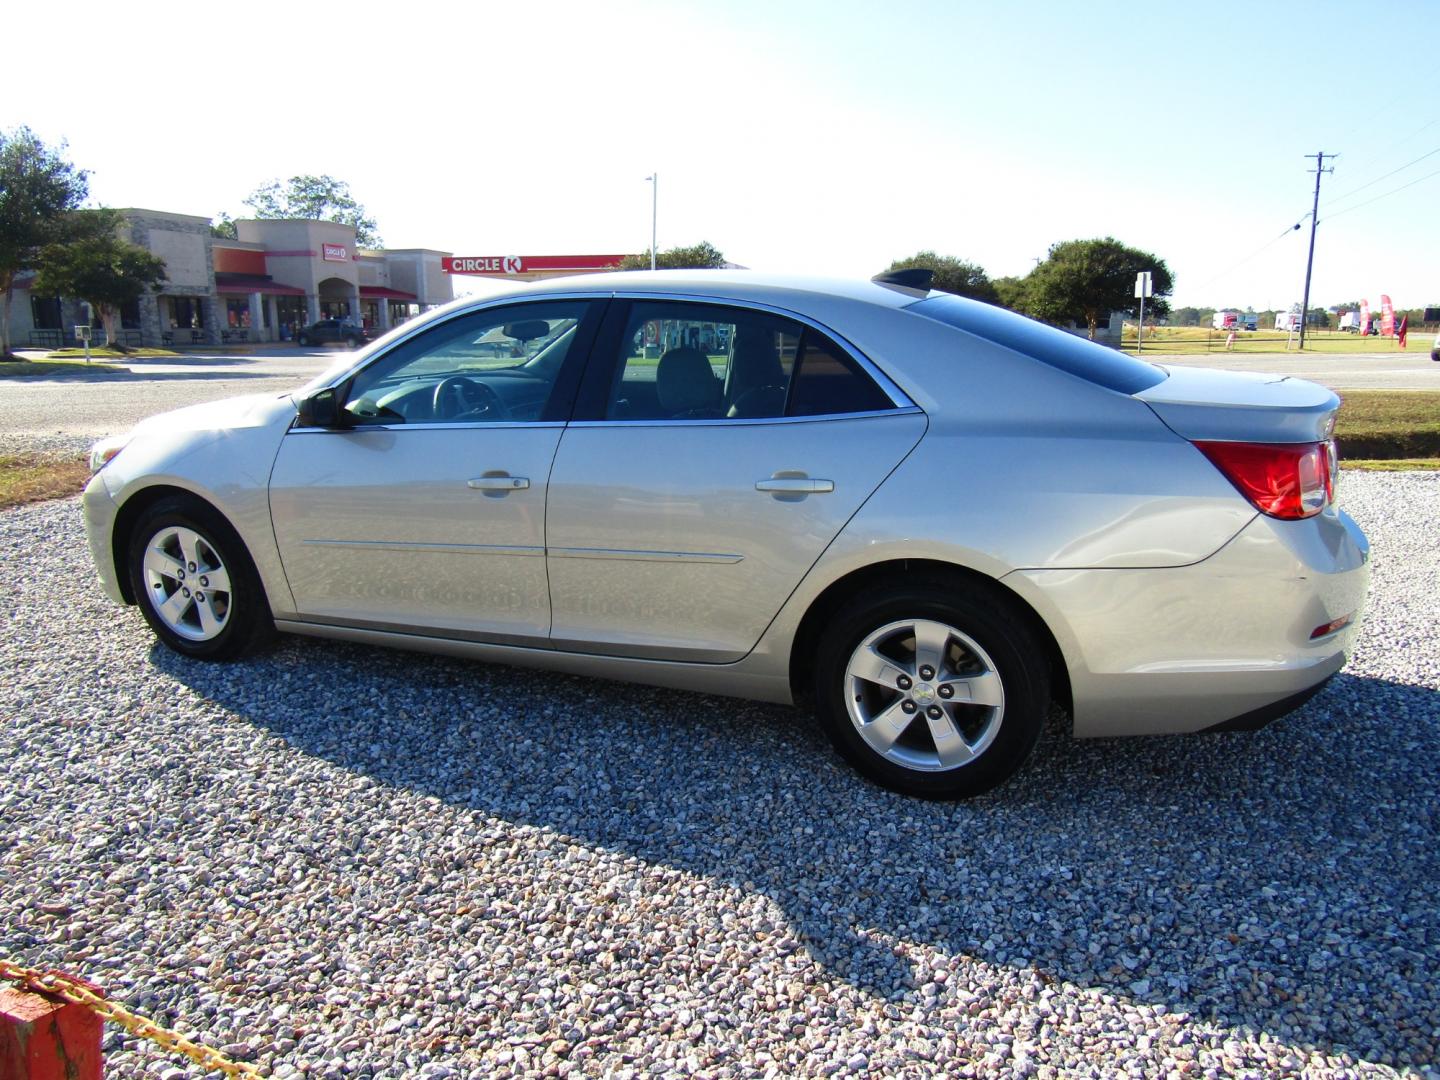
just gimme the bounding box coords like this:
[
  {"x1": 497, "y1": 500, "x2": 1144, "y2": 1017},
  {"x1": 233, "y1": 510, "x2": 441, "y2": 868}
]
[{"x1": 645, "y1": 173, "x2": 658, "y2": 271}]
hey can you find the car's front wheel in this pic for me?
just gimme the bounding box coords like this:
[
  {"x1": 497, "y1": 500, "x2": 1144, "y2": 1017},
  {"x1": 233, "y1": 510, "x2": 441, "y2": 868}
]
[
  {"x1": 814, "y1": 582, "x2": 1049, "y2": 799},
  {"x1": 126, "y1": 496, "x2": 274, "y2": 660},
  {"x1": 297, "y1": 333, "x2": 310, "y2": 346}
]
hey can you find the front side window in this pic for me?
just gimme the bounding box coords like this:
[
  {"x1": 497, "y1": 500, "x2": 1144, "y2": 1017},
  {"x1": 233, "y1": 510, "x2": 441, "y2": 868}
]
[
  {"x1": 602, "y1": 302, "x2": 893, "y2": 421},
  {"x1": 341, "y1": 301, "x2": 591, "y2": 425}
]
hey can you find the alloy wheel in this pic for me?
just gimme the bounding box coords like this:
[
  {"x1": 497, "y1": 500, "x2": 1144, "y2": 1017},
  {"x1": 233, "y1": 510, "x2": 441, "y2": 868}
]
[
  {"x1": 843, "y1": 618, "x2": 1006, "y2": 772},
  {"x1": 141, "y1": 526, "x2": 232, "y2": 642}
]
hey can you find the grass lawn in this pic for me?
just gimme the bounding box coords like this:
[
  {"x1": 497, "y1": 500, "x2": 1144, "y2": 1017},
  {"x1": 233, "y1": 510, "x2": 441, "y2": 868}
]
[
  {"x1": 1335, "y1": 390, "x2": 1440, "y2": 462},
  {"x1": 1127, "y1": 327, "x2": 1425, "y2": 356},
  {"x1": 45, "y1": 346, "x2": 177, "y2": 359},
  {"x1": 1341, "y1": 458, "x2": 1440, "y2": 471},
  {"x1": 0, "y1": 454, "x2": 91, "y2": 509},
  {"x1": 0, "y1": 359, "x2": 129, "y2": 377}
]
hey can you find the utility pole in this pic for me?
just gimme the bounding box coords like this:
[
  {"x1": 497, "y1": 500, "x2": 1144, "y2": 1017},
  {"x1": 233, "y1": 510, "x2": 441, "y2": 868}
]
[
  {"x1": 1298, "y1": 151, "x2": 1335, "y2": 350},
  {"x1": 645, "y1": 173, "x2": 658, "y2": 271}
]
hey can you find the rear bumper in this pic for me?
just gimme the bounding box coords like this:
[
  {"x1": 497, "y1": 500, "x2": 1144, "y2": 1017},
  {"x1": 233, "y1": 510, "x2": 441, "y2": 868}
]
[
  {"x1": 1201, "y1": 673, "x2": 1337, "y2": 733},
  {"x1": 1006, "y1": 506, "x2": 1369, "y2": 737}
]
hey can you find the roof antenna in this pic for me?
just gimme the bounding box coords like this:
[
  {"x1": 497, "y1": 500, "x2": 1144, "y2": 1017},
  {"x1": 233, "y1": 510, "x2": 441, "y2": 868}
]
[{"x1": 872, "y1": 268, "x2": 934, "y2": 292}]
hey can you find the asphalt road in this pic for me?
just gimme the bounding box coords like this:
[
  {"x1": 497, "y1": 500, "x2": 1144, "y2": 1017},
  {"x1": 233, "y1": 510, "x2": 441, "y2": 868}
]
[
  {"x1": 1145, "y1": 350, "x2": 1440, "y2": 390},
  {"x1": 0, "y1": 345, "x2": 1435, "y2": 449},
  {"x1": 2, "y1": 347, "x2": 340, "y2": 442}
]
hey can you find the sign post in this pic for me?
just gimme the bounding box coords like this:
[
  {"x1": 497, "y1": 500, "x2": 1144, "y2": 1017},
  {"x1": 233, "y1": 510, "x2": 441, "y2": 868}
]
[
  {"x1": 73, "y1": 325, "x2": 91, "y2": 364},
  {"x1": 1133, "y1": 272, "x2": 1153, "y2": 354}
]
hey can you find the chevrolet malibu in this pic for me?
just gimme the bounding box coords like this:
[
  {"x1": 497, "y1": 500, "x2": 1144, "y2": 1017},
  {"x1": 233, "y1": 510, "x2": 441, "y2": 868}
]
[{"x1": 83, "y1": 270, "x2": 1370, "y2": 798}]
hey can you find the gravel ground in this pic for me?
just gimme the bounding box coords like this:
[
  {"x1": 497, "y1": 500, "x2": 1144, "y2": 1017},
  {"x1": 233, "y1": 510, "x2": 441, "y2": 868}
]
[{"x1": 1, "y1": 474, "x2": 1437, "y2": 1078}]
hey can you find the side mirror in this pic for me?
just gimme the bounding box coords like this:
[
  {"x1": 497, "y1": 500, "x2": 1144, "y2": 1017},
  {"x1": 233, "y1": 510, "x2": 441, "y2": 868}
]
[{"x1": 297, "y1": 387, "x2": 341, "y2": 428}]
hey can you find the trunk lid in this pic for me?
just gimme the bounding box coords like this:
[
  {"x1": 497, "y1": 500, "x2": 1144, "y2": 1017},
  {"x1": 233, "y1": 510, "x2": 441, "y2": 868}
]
[{"x1": 1136, "y1": 366, "x2": 1338, "y2": 443}]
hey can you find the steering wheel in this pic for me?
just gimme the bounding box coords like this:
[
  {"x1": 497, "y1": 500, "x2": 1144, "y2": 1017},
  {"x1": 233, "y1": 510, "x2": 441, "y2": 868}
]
[
  {"x1": 726, "y1": 383, "x2": 789, "y2": 419},
  {"x1": 432, "y1": 376, "x2": 509, "y2": 421}
]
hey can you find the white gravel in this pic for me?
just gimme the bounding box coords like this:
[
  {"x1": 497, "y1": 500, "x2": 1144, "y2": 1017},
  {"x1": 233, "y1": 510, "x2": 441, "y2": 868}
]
[{"x1": 1, "y1": 474, "x2": 1437, "y2": 1078}]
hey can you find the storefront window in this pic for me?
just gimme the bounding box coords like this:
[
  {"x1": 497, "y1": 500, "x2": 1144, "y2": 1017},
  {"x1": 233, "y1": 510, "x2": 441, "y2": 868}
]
[
  {"x1": 121, "y1": 300, "x2": 141, "y2": 330},
  {"x1": 276, "y1": 297, "x2": 307, "y2": 340},
  {"x1": 225, "y1": 299, "x2": 252, "y2": 328},
  {"x1": 30, "y1": 296, "x2": 62, "y2": 330},
  {"x1": 166, "y1": 297, "x2": 205, "y2": 329}
]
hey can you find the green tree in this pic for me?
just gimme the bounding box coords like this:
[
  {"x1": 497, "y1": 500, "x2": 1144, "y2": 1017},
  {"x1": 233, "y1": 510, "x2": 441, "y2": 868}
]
[
  {"x1": 0, "y1": 127, "x2": 91, "y2": 358},
  {"x1": 992, "y1": 275, "x2": 1028, "y2": 312},
  {"x1": 1025, "y1": 237, "x2": 1174, "y2": 340},
  {"x1": 33, "y1": 210, "x2": 167, "y2": 351},
  {"x1": 616, "y1": 241, "x2": 726, "y2": 271},
  {"x1": 885, "y1": 251, "x2": 997, "y2": 304},
  {"x1": 243, "y1": 175, "x2": 382, "y2": 247},
  {"x1": 211, "y1": 211, "x2": 238, "y2": 240}
]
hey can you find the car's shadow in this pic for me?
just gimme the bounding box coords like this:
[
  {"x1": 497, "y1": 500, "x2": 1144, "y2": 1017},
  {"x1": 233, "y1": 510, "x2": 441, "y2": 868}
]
[{"x1": 155, "y1": 639, "x2": 1440, "y2": 1067}]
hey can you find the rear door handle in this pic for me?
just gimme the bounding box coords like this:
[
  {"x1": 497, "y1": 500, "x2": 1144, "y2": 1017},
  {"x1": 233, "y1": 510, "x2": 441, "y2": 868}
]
[
  {"x1": 755, "y1": 478, "x2": 834, "y2": 494},
  {"x1": 467, "y1": 475, "x2": 530, "y2": 491}
]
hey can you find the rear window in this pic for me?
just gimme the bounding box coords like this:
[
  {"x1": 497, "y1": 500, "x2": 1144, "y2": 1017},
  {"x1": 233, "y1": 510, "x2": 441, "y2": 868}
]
[{"x1": 908, "y1": 294, "x2": 1167, "y2": 395}]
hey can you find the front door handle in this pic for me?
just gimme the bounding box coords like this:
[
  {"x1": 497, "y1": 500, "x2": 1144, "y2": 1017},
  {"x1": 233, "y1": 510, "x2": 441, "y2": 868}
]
[
  {"x1": 755, "y1": 477, "x2": 834, "y2": 494},
  {"x1": 467, "y1": 475, "x2": 530, "y2": 491}
]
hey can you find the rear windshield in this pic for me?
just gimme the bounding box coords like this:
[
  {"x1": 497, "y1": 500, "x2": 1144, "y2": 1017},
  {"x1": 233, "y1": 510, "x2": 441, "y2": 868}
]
[{"x1": 908, "y1": 294, "x2": 1167, "y2": 395}]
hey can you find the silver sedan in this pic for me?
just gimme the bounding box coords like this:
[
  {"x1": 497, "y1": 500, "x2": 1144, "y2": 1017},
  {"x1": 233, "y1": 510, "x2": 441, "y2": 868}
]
[{"x1": 82, "y1": 270, "x2": 1370, "y2": 798}]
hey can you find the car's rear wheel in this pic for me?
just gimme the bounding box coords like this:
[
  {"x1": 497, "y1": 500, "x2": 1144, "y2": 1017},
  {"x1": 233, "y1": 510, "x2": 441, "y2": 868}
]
[
  {"x1": 297, "y1": 333, "x2": 310, "y2": 346},
  {"x1": 814, "y1": 582, "x2": 1049, "y2": 799},
  {"x1": 127, "y1": 496, "x2": 274, "y2": 660}
]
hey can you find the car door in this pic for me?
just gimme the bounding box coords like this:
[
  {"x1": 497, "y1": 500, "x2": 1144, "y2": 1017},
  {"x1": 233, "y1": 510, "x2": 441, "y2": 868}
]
[
  {"x1": 545, "y1": 299, "x2": 926, "y2": 663},
  {"x1": 269, "y1": 299, "x2": 601, "y2": 643}
]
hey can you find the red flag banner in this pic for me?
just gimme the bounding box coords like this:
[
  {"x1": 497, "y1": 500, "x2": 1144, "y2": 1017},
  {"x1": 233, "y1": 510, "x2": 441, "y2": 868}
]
[{"x1": 1381, "y1": 295, "x2": 1395, "y2": 337}]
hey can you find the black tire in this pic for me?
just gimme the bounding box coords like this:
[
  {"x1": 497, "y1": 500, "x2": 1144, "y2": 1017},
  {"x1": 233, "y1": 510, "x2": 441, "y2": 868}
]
[
  {"x1": 126, "y1": 495, "x2": 275, "y2": 660},
  {"x1": 346, "y1": 336, "x2": 360, "y2": 348},
  {"x1": 813, "y1": 580, "x2": 1050, "y2": 799},
  {"x1": 297, "y1": 333, "x2": 310, "y2": 346}
]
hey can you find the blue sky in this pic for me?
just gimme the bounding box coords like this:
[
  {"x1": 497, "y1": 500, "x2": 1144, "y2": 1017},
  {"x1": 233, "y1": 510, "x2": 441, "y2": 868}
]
[{"x1": 7, "y1": 0, "x2": 1435, "y2": 309}]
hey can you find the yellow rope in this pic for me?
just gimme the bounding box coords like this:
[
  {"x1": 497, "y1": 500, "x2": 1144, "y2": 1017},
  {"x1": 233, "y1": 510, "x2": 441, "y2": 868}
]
[{"x1": 0, "y1": 957, "x2": 260, "y2": 1077}]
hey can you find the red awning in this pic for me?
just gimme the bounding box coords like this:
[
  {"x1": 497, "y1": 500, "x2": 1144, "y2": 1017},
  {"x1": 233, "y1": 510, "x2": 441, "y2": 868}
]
[
  {"x1": 360, "y1": 286, "x2": 419, "y2": 301},
  {"x1": 214, "y1": 272, "x2": 305, "y2": 296}
]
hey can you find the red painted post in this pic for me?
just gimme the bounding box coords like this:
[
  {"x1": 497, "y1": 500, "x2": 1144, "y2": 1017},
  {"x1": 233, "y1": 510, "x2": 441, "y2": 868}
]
[{"x1": 0, "y1": 986, "x2": 102, "y2": 1080}]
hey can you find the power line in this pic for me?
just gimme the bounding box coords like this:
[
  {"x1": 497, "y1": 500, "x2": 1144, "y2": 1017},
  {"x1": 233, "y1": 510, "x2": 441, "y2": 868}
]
[
  {"x1": 1322, "y1": 144, "x2": 1440, "y2": 208},
  {"x1": 1324, "y1": 164, "x2": 1440, "y2": 221},
  {"x1": 1329, "y1": 90, "x2": 1415, "y2": 146},
  {"x1": 1328, "y1": 116, "x2": 1439, "y2": 182},
  {"x1": 1189, "y1": 222, "x2": 1302, "y2": 294}
]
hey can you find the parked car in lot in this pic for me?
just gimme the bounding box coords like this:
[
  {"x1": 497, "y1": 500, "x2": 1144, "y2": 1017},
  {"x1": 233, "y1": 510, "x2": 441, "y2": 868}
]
[
  {"x1": 296, "y1": 318, "x2": 367, "y2": 348},
  {"x1": 82, "y1": 270, "x2": 1369, "y2": 798}
]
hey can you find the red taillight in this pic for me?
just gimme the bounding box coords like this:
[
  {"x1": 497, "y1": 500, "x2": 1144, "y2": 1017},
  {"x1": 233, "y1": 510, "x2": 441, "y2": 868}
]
[{"x1": 1195, "y1": 440, "x2": 1333, "y2": 519}]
